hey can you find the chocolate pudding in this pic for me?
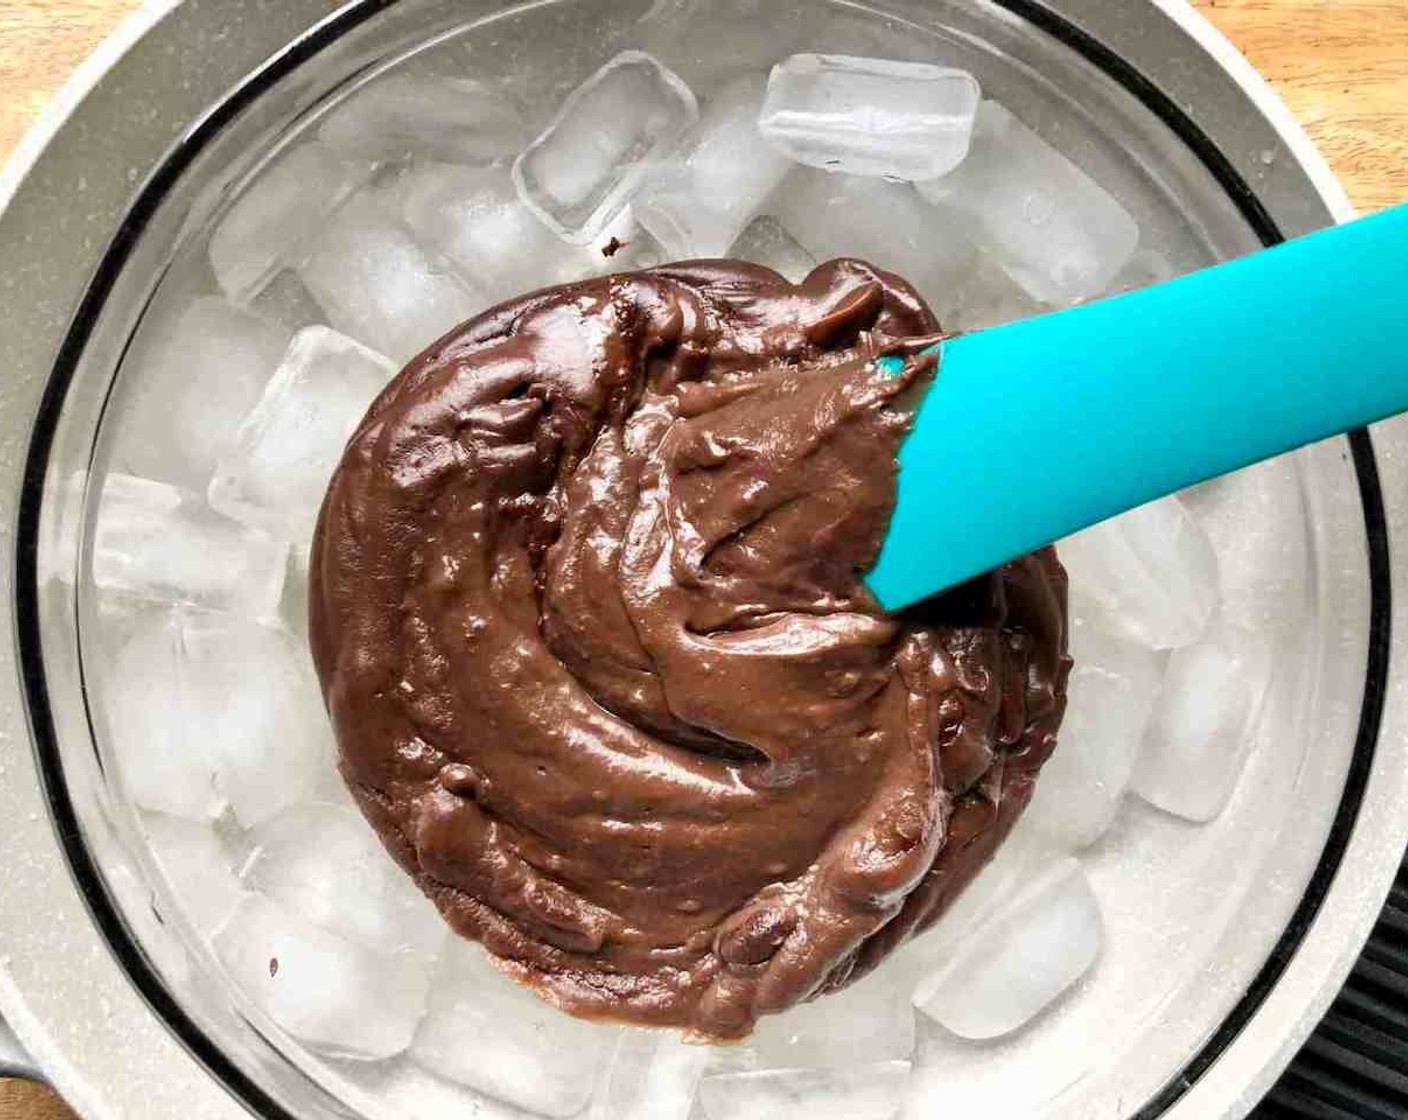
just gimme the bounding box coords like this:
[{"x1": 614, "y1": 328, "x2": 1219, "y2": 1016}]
[{"x1": 309, "y1": 259, "x2": 1070, "y2": 1040}]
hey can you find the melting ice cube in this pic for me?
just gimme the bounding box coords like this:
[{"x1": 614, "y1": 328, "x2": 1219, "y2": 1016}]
[
  {"x1": 759, "y1": 54, "x2": 980, "y2": 181},
  {"x1": 297, "y1": 191, "x2": 483, "y2": 363},
  {"x1": 410, "y1": 940, "x2": 618, "y2": 1117},
  {"x1": 216, "y1": 894, "x2": 430, "y2": 1060},
  {"x1": 395, "y1": 163, "x2": 641, "y2": 307},
  {"x1": 513, "y1": 51, "x2": 699, "y2": 245},
  {"x1": 588, "y1": 1029, "x2": 710, "y2": 1120},
  {"x1": 143, "y1": 812, "x2": 245, "y2": 936},
  {"x1": 106, "y1": 609, "x2": 335, "y2": 827},
  {"x1": 106, "y1": 610, "x2": 226, "y2": 821},
  {"x1": 917, "y1": 101, "x2": 1139, "y2": 304},
  {"x1": 117, "y1": 298, "x2": 292, "y2": 490},
  {"x1": 901, "y1": 819, "x2": 1061, "y2": 963},
  {"x1": 1132, "y1": 618, "x2": 1273, "y2": 822},
  {"x1": 701, "y1": 967, "x2": 914, "y2": 1120},
  {"x1": 718, "y1": 969, "x2": 916, "y2": 1073},
  {"x1": 208, "y1": 327, "x2": 396, "y2": 544},
  {"x1": 209, "y1": 144, "x2": 375, "y2": 301},
  {"x1": 249, "y1": 270, "x2": 327, "y2": 335},
  {"x1": 912, "y1": 859, "x2": 1101, "y2": 1039},
  {"x1": 1023, "y1": 617, "x2": 1166, "y2": 849},
  {"x1": 729, "y1": 216, "x2": 818, "y2": 284},
  {"x1": 1180, "y1": 459, "x2": 1312, "y2": 638},
  {"x1": 280, "y1": 548, "x2": 311, "y2": 638},
  {"x1": 943, "y1": 248, "x2": 1048, "y2": 332},
  {"x1": 185, "y1": 617, "x2": 336, "y2": 828},
  {"x1": 1059, "y1": 495, "x2": 1221, "y2": 650},
  {"x1": 699, "y1": 1061, "x2": 912, "y2": 1120},
  {"x1": 635, "y1": 73, "x2": 793, "y2": 258},
  {"x1": 774, "y1": 168, "x2": 977, "y2": 306},
  {"x1": 243, "y1": 802, "x2": 445, "y2": 959},
  {"x1": 81, "y1": 473, "x2": 288, "y2": 618},
  {"x1": 1108, "y1": 247, "x2": 1178, "y2": 295},
  {"x1": 333, "y1": 1060, "x2": 502, "y2": 1120},
  {"x1": 318, "y1": 74, "x2": 529, "y2": 164}
]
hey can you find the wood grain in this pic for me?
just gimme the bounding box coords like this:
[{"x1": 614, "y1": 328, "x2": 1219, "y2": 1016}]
[
  {"x1": 0, "y1": 0, "x2": 144, "y2": 165},
  {"x1": 1192, "y1": 0, "x2": 1408, "y2": 212},
  {"x1": 0, "y1": 1078, "x2": 75, "y2": 1120},
  {"x1": 0, "y1": 1, "x2": 1404, "y2": 1118}
]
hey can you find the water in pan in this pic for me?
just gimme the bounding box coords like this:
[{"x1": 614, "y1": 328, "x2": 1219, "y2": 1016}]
[{"x1": 78, "y1": 0, "x2": 1316, "y2": 1117}]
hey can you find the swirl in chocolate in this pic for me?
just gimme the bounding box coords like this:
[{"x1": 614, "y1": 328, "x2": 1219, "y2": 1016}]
[{"x1": 309, "y1": 260, "x2": 1070, "y2": 1040}]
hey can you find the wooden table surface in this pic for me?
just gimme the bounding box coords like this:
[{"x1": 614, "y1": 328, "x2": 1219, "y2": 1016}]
[{"x1": 0, "y1": 0, "x2": 1405, "y2": 1117}]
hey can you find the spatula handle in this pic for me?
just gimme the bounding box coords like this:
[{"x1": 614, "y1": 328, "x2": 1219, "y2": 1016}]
[{"x1": 868, "y1": 202, "x2": 1408, "y2": 611}]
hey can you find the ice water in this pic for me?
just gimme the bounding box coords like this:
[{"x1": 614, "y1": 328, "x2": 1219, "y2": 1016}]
[
  {"x1": 317, "y1": 74, "x2": 529, "y2": 165},
  {"x1": 98, "y1": 3, "x2": 1312, "y2": 1117}
]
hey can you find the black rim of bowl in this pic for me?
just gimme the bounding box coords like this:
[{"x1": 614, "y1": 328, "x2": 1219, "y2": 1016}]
[{"x1": 10, "y1": 2, "x2": 1392, "y2": 1117}]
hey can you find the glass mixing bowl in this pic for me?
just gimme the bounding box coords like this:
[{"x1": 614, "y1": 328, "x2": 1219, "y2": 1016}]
[{"x1": 1, "y1": 2, "x2": 1405, "y2": 1119}]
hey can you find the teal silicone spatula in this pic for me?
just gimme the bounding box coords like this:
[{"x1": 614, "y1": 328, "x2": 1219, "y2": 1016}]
[{"x1": 866, "y1": 201, "x2": 1408, "y2": 612}]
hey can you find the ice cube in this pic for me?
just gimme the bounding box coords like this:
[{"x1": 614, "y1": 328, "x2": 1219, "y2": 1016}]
[
  {"x1": 1180, "y1": 459, "x2": 1312, "y2": 637},
  {"x1": 774, "y1": 168, "x2": 978, "y2": 306},
  {"x1": 759, "y1": 54, "x2": 979, "y2": 181},
  {"x1": 243, "y1": 803, "x2": 445, "y2": 958},
  {"x1": 143, "y1": 813, "x2": 244, "y2": 936},
  {"x1": 901, "y1": 819, "x2": 1060, "y2": 962},
  {"x1": 280, "y1": 548, "x2": 310, "y2": 638},
  {"x1": 107, "y1": 610, "x2": 334, "y2": 827},
  {"x1": 944, "y1": 248, "x2": 1047, "y2": 333},
  {"x1": 186, "y1": 618, "x2": 336, "y2": 829},
  {"x1": 1132, "y1": 618, "x2": 1273, "y2": 822},
  {"x1": 84, "y1": 473, "x2": 287, "y2": 618},
  {"x1": 108, "y1": 612, "x2": 332, "y2": 827},
  {"x1": 635, "y1": 74, "x2": 792, "y2": 258},
  {"x1": 410, "y1": 940, "x2": 618, "y2": 1117},
  {"x1": 912, "y1": 859, "x2": 1101, "y2": 1039},
  {"x1": 917, "y1": 101, "x2": 1139, "y2": 305},
  {"x1": 699, "y1": 1061, "x2": 912, "y2": 1120},
  {"x1": 729, "y1": 216, "x2": 818, "y2": 283},
  {"x1": 336, "y1": 1060, "x2": 521, "y2": 1120},
  {"x1": 318, "y1": 74, "x2": 529, "y2": 164},
  {"x1": 719, "y1": 968, "x2": 916, "y2": 1073},
  {"x1": 106, "y1": 610, "x2": 226, "y2": 821},
  {"x1": 208, "y1": 327, "x2": 396, "y2": 544},
  {"x1": 396, "y1": 163, "x2": 640, "y2": 307},
  {"x1": 297, "y1": 191, "x2": 483, "y2": 363},
  {"x1": 118, "y1": 297, "x2": 293, "y2": 489},
  {"x1": 1022, "y1": 617, "x2": 1165, "y2": 849},
  {"x1": 512, "y1": 51, "x2": 699, "y2": 245},
  {"x1": 249, "y1": 270, "x2": 327, "y2": 335},
  {"x1": 216, "y1": 894, "x2": 429, "y2": 1060},
  {"x1": 1108, "y1": 247, "x2": 1177, "y2": 295},
  {"x1": 209, "y1": 144, "x2": 375, "y2": 301},
  {"x1": 1059, "y1": 495, "x2": 1221, "y2": 650},
  {"x1": 588, "y1": 1029, "x2": 710, "y2": 1120}
]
